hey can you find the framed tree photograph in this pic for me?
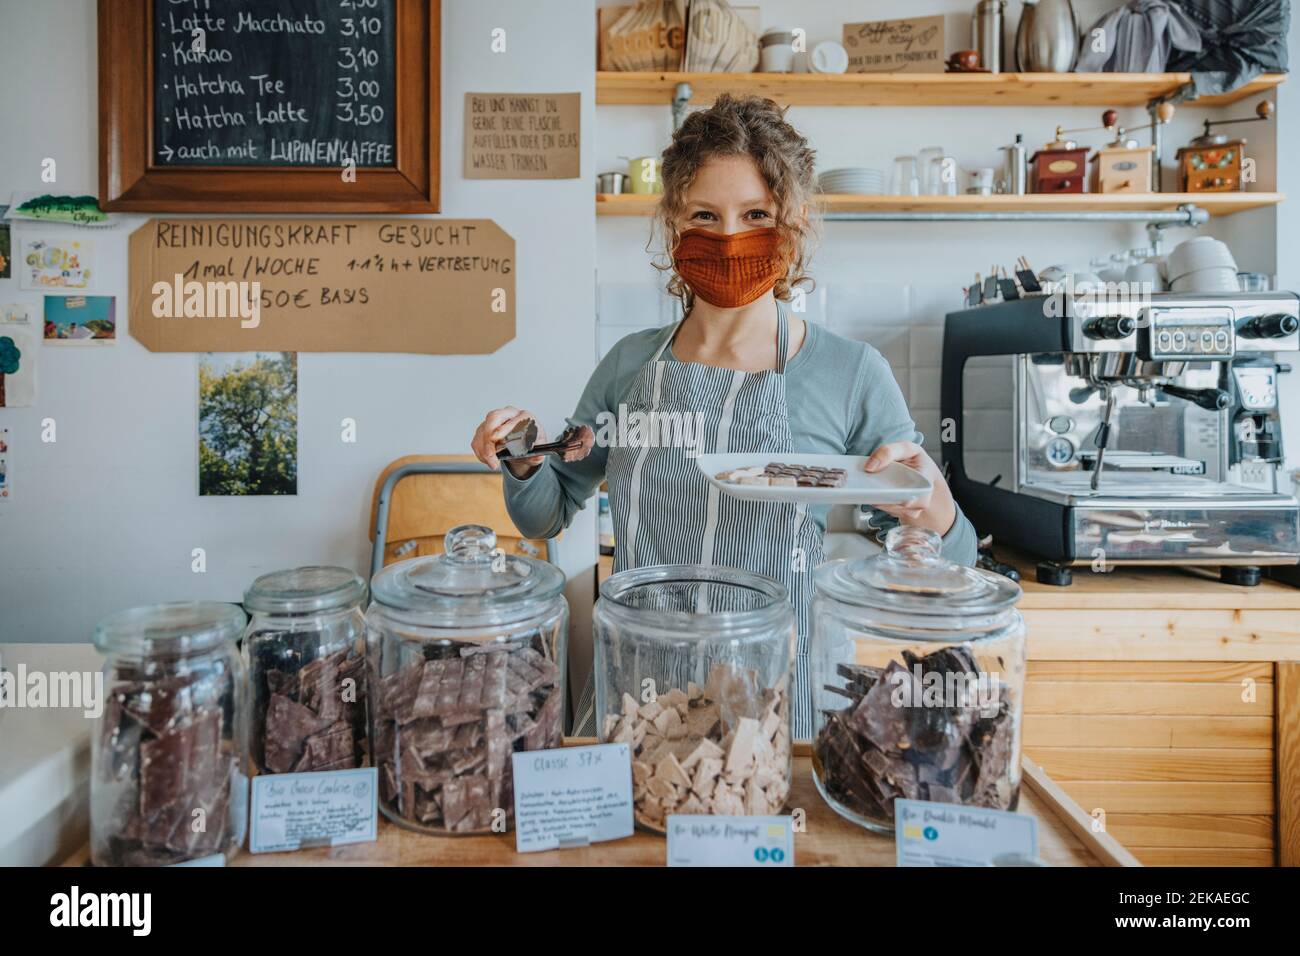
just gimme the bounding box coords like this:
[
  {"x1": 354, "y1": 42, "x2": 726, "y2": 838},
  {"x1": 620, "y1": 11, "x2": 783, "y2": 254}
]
[{"x1": 99, "y1": 0, "x2": 440, "y2": 212}]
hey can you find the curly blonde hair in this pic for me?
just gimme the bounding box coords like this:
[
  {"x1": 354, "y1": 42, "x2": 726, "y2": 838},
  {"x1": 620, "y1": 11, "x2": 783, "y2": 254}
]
[{"x1": 653, "y1": 93, "x2": 819, "y2": 310}]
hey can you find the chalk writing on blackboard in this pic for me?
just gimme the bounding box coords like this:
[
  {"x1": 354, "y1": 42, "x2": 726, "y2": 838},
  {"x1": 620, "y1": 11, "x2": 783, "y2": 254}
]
[{"x1": 153, "y1": 0, "x2": 398, "y2": 167}]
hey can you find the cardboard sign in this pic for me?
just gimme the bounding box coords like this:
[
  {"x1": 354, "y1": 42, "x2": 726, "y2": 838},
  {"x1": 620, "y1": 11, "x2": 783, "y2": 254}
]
[
  {"x1": 249, "y1": 768, "x2": 378, "y2": 854},
  {"x1": 464, "y1": 93, "x2": 581, "y2": 180},
  {"x1": 128, "y1": 218, "x2": 515, "y2": 354},
  {"x1": 511, "y1": 743, "x2": 634, "y2": 852},
  {"x1": 666, "y1": 815, "x2": 794, "y2": 867},
  {"x1": 894, "y1": 799, "x2": 1039, "y2": 867},
  {"x1": 844, "y1": 16, "x2": 945, "y2": 73}
]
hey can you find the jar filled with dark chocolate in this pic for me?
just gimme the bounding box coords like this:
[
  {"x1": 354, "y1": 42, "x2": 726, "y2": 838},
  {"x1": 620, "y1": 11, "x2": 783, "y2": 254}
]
[
  {"x1": 242, "y1": 566, "x2": 368, "y2": 777},
  {"x1": 365, "y1": 525, "x2": 568, "y2": 835},
  {"x1": 91, "y1": 602, "x2": 247, "y2": 866},
  {"x1": 811, "y1": 526, "x2": 1025, "y2": 833},
  {"x1": 593, "y1": 565, "x2": 795, "y2": 833}
]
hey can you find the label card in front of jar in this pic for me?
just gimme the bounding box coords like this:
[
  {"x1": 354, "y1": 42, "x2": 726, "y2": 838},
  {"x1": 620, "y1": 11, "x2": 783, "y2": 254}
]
[
  {"x1": 894, "y1": 800, "x2": 1038, "y2": 867},
  {"x1": 249, "y1": 768, "x2": 378, "y2": 854},
  {"x1": 512, "y1": 744, "x2": 634, "y2": 853},
  {"x1": 665, "y1": 816, "x2": 794, "y2": 867}
]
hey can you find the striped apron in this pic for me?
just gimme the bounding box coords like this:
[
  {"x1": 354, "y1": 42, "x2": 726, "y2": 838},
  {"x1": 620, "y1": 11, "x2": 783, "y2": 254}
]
[{"x1": 605, "y1": 306, "x2": 823, "y2": 738}]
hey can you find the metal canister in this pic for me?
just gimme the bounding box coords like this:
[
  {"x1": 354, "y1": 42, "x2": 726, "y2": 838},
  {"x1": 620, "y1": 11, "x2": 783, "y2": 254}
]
[
  {"x1": 972, "y1": 0, "x2": 1007, "y2": 73},
  {"x1": 1001, "y1": 133, "x2": 1027, "y2": 194}
]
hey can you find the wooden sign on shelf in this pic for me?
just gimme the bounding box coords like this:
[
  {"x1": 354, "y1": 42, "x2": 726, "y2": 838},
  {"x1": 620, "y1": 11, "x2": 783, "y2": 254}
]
[
  {"x1": 843, "y1": 16, "x2": 945, "y2": 74},
  {"x1": 98, "y1": 0, "x2": 440, "y2": 212}
]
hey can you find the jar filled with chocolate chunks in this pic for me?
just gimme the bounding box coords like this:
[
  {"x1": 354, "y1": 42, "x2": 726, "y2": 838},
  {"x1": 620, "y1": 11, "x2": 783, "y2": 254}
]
[
  {"x1": 811, "y1": 526, "x2": 1025, "y2": 833},
  {"x1": 594, "y1": 565, "x2": 795, "y2": 833},
  {"x1": 91, "y1": 602, "x2": 248, "y2": 866},
  {"x1": 366, "y1": 525, "x2": 568, "y2": 835},
  {"x1": 242, "y1": 566, "x2": 368, "y2": 777}
]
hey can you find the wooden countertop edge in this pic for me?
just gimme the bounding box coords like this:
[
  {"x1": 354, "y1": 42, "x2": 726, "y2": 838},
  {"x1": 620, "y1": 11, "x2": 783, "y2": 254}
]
[
  {"x1": 1022, "y1": 756, "x2": 1143, "y2": 868},
  {"x1": 61, "y1": 741, "x2": 1127, "y2": 868}
]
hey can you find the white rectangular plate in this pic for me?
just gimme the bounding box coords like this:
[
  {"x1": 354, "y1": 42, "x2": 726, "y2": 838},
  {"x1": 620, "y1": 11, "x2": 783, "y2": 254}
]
[{"x1": 696, "y1": 453, "x2": 931, "y2": 506}]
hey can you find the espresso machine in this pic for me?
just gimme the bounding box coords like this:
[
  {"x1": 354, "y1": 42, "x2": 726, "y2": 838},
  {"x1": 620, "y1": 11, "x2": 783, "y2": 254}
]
[{"x1": 942, "y1": 290, "x2": 1300, "y2": 585}]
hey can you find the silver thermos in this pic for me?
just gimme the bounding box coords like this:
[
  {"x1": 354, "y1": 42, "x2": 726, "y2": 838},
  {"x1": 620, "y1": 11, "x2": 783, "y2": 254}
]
[
  {"x1": 1014, "y1": 0, "x2": 1079, "y2": 73},
  {"x1": 972, "y1": 0, "x2": 1007, "y2": 74},
  {"x1": 1001, "y1": 133, "x2": 1027, "y2": 194}
]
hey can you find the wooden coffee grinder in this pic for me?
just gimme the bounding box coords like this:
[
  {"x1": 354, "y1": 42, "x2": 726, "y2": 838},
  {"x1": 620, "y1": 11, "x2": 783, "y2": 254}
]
[
  {"x1": 1177, "y1": 100, "x2": 1274, "y2": 193},
  {"x1": 1029, "y1": 125, "x2": 1090, "y2": 193},
  {"x1": 1090, "y1": 104, "x2": 1175, "y2": 194}
]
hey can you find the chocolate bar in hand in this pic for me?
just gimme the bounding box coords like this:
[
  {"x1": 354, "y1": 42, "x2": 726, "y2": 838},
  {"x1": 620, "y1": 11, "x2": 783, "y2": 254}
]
[{"x1": 812, "y1": 646, "x2": 1017, "y2": 825}]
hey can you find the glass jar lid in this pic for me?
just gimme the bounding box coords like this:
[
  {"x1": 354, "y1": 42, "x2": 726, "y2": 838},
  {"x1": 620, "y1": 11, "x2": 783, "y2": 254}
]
[
  {"x1": 815, "y1": 526, "x2": 1021, "y2": 617},
  {"x1": 93, "y1": 601, "x2": 247, "y2": 657},
  {"x1": 369, "y1": 525, "x2": 566, "y2": 630},
  {"x1": 599, "y1": 564, "x2": 792, "y2": 643},
  {"x1": 244, "y1": 565, "x2": 367, "y2": 616}
]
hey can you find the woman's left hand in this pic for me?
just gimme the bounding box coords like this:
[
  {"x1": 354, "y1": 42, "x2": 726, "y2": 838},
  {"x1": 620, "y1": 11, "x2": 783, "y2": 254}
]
[{"x1": 863, "y1": 440, "x2": 957, "y2": 537}]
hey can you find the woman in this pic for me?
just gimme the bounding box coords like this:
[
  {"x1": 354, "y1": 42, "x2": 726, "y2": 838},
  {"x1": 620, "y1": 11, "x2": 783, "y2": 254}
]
[{"x1": 472, "y1": 95, "x2": 977, "y2": 736}]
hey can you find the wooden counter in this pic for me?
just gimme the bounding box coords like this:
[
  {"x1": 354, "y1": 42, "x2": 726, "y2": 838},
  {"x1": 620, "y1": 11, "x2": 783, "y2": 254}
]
[
  {"x1": 598, "y1": 553, "x2": 1300, "y2": 866},
  {"x1": 63, "y1": 745, "x2": 1135, "y2": 868},
  {"x1": 1006, "y1": 553, "x2": 1300, "y2": 868}
]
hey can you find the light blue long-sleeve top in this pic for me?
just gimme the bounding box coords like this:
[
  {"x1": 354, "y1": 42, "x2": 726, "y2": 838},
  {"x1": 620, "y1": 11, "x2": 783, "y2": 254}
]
[{"x1": 503, "y1": 320, "x2": 978, "y2": 565}]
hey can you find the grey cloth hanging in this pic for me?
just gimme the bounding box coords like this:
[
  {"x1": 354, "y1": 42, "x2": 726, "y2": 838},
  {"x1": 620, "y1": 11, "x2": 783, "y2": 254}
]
[
  {"x1": 1076, "y1": 1, "x2": 1202, "y2": 73},
  {"x1": 1167, "y1": 0, "x2": 1291, "y2": 95}
]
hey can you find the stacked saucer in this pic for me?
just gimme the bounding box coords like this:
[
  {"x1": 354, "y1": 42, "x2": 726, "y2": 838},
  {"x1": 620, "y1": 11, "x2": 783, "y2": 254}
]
[{"x1": 817, "y1": 167, "x2": 884, "y2": 195}]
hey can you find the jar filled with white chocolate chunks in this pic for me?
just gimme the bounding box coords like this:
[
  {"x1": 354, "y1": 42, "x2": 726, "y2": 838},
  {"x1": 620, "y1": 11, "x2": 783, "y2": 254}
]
[
  {"x1": 594, "y1": 565, "x2": 794, "y2": 833},
  {"x1": 91, "y1": 602, "x2": 248, "y2": 866},
  {"x1": 811, "y1": 526, "x2": 1025, "y2": 834},
  {"x1": 242, "y1": 566, "x2": 368, "y2": 777},
  {"x1": 365, "y1": 525, "x2": 568, "y2": 835}
]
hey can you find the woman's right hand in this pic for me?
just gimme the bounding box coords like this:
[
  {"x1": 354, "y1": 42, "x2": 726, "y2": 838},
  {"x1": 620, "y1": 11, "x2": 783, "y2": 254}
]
[{"x1": 471, "y1": 406, "x2": 546, "y2": 477}]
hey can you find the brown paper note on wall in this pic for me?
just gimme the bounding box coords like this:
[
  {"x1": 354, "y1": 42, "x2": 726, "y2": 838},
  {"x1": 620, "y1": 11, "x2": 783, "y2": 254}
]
[
  {"x1": 843, "y1": 16, "x2": 945, "y2": 74},
  {"x1": 464, "y1": 92, "x2": 581, "y2": 180},
  {"x1": 128, "y1": 219, "x2": 515, "y2": 354}
]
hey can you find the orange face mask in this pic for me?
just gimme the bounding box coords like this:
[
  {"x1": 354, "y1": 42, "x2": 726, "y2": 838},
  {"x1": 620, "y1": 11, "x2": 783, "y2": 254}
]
[{"x1": 672, "y1": 227, "x2": 787, "y2": 309}]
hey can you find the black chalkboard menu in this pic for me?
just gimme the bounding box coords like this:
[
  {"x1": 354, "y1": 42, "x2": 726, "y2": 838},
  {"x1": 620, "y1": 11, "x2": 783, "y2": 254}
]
[{"x1": 152, "y1": 0, "x2": 398, "y2": 167}]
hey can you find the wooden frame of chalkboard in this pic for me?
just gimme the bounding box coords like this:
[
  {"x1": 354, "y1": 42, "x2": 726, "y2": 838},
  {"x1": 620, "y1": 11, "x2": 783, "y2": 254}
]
[{"x1": 98, "y1": 0, "x2": 440, "y2": 212}]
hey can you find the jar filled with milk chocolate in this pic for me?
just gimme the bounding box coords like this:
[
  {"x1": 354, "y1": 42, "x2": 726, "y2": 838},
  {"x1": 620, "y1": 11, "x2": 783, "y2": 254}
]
[
  {"x1": 242, "y1": 566, "x2": 368, "y2": 777},
  {"x1": 811, "y1": 526, "x2": 1025, "y2": 833},
  {"x1": 91, "y1": 602, "x2": 248, "y2": 866},
  {"x1": 594, "y1": 565, "x2": 795, "y2": 833},
  {"x1": 365, "y1": 525, "x2": 568, "y2": 835}
]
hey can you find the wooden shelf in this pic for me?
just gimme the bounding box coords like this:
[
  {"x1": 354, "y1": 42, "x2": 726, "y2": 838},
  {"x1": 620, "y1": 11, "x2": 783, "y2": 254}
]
[
  {"x1": 597, "y1": 192, "x2": 1285, "y2": 217},
  {"x1": 596, "y1": 71, "x2": 1285, "y2": 108}
]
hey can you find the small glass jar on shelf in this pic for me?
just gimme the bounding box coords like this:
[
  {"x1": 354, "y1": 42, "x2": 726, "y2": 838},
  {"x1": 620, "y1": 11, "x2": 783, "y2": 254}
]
[
  {"x1": 242, "y1": 566, "x2": 369, "y2": 776},
  {"x1": 593, "y1": 564, "x2": 794, "y2": 833},
  {"x1": 91, "y1": 602, "x2": 247, "y2": 866},
  {"x1": 811, "y1": 526, "x2": 1026, "y2": 834},
  {"x1": 365, "y1": 525, "x2": 568, "y2": 835}
]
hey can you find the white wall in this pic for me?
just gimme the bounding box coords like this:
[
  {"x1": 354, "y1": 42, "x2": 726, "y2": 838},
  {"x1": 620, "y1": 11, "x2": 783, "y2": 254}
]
[
  {"x1": 595, "y1": 0, "x2": 1291, "y2": 480},
  {"x1": 3, "y1": 0, "x2": 1295, "y2": 645},
  {"x1": 0, "y1": 0, "x2": 599, "y2": 642}
]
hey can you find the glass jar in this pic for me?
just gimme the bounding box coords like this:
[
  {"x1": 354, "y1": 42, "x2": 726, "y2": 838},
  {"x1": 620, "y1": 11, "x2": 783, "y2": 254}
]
[
  {"x1": 594, "y1": 565, "x2": 794, "y2": 833},
  {"x1": 811, "y1": 526, "x2": 1025, "y2": 833},
  {"x1": 242, "y1": 566, "x2": 368, "y2": 776},
  {"x1": 365, "y1": 525, "x2": 568, "y2": 835},
  {"x1": 91, "y1": 602, "x2": 247, "y2": 866}
]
